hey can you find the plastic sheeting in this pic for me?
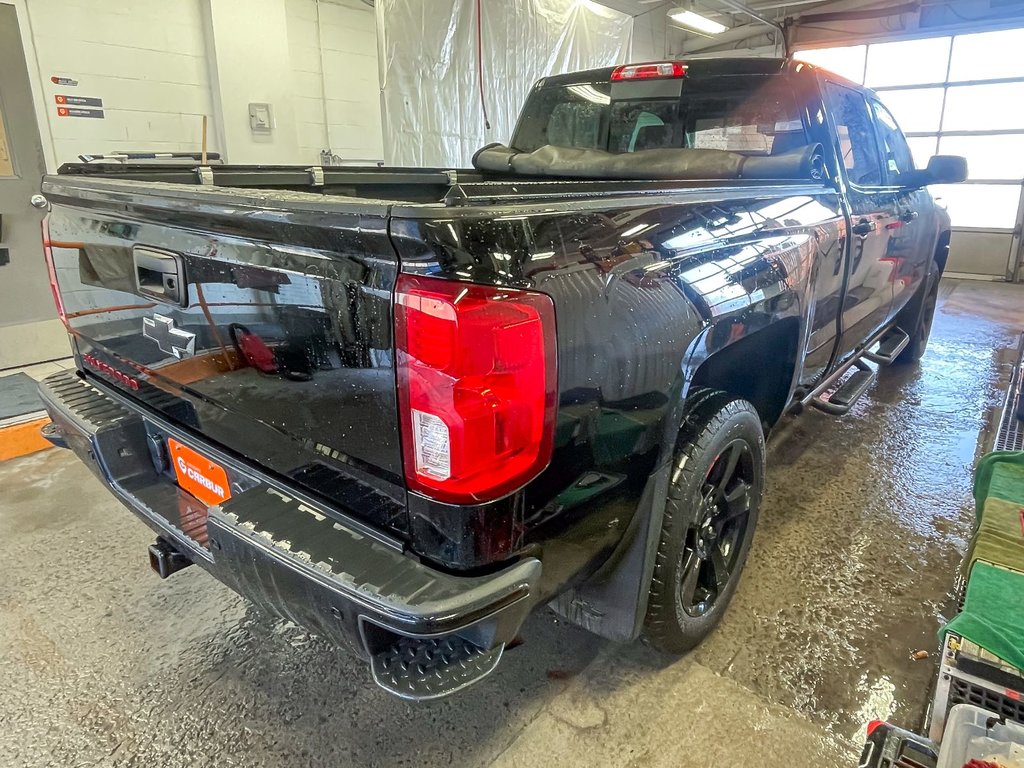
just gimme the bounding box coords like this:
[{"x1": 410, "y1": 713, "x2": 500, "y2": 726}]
[{"x1": 375, "y1": 0, "x2": 632, "y2": 167}]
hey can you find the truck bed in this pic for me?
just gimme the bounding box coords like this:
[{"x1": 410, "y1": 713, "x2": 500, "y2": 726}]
[{"x1": 55, "y1": 161, "x2": 827, "y2": 207}]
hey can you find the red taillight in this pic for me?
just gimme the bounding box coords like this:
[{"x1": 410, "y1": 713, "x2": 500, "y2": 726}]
[
  {"x1": 611, "y1": 62, "x2": 687, "y2": 81},
  {"x1": 41, "y1": 216, "x2": 68, "y2": 329},
  {"x1": 866, "y1": 720, "x2": 885, "y2": 737},
  {"x1": 394, "y1": 274, "x2": 557, "y2": 504}
]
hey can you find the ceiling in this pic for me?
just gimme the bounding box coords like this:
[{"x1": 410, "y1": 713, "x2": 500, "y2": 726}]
[
  {"x1": 595, "y1": 0, "x2": 1024, "y2": 56},
  {"x1": 592, "y1": 0, "x2": 877, "y2": 56},
  {"x1": 594, "y1": 0, "x2": 842, "y2": 22}
]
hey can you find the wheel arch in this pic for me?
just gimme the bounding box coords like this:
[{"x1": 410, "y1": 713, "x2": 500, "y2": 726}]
[
  {"x1": 686, "y1": 316, "x2": 802, "y2": 431},
  {"x1": 548, "y1": 318, "x2": 797, "y2": 643}
]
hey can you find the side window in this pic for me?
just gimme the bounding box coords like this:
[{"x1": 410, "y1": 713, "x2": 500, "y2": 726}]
[
  {"x1": 871, "y1": 100, "x2": 917, "y2": 182},
  {"x1": 825, "y1": 82, "x2": 883, "y2": 187}
]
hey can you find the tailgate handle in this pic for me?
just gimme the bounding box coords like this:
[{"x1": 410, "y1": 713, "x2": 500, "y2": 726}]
[{"x1": 134, "y1": 247, "x2": 186, "y2": 306}]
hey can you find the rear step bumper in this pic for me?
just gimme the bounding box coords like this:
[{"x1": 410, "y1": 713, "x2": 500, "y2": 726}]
[{"x1": 37, "y1": 370, "x2": 541, "y2": 700}]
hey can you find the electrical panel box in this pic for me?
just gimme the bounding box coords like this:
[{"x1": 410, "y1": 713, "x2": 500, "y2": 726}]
[{"x1": 248, "y1": 103, "x2": 273, "y2": 134}]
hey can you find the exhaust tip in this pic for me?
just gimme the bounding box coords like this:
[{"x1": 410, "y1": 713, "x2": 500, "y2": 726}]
[{"x1": 148, "y1": 537, "x2": 192, "y2": 579}]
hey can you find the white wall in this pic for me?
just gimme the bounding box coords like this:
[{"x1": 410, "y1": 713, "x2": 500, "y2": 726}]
[
  {"x1": 11, "y1": 0, "x2": 382, "y2": 169},
  {"x1": 10, "y1": 0, "x2": 632, "y2": 171},
  {"x1": 630, "y1": 10, "x2": 667, "y2": 62},
  {"x1": 204, "y1": 0, "x2": 302, "y2": 164},
  {"x1": 23, "y1": 0, "x2": 215, "y2": 166},
  {"x1": 286, "y1": 0, "x2": 384, "y2": 165}
]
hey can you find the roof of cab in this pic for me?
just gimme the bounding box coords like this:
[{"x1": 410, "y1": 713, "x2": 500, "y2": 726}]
[{"x1": 537, "y1": 57, "x2": 789, "y2": 87}]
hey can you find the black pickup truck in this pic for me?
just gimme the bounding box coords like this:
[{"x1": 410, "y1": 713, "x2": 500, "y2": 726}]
[{"x1": 36, "y1": 58, "x2": 966, "y2": 700}]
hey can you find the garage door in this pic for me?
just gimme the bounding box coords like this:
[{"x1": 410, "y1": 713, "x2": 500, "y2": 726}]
[{"x1": 796, "y1": 30, "x2": 1024, "y2": 281}]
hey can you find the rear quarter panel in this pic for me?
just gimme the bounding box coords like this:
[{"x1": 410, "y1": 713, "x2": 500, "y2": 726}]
[{"x1": 391, "y1": 185, "x2": 844, "y2": 593}]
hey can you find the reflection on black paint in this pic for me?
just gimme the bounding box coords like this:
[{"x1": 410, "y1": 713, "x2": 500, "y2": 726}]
[
  {"x1": 390, "y1": 189, "x2": 844, "y2": 581},
  {"x1": 53, "y1": 182, "x2": 849, "y2": 582},
  {"x1": 50, "y1": 202, "x2": 407, "y2": 534}
]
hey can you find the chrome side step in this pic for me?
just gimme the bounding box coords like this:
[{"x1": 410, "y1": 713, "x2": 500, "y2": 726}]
[
  {"x1": 864, "y1": 327, "x2": 910, "y2": 366},
  {"x1": 803, "y1": 324, "x2": 905, "y2": 417},
  {"x1": 811, "y1": 359, "x2": 877, "y2": 415}
]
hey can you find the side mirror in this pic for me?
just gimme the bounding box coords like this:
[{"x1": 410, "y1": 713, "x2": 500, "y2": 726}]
[
  {"x1": 924, "y1": 155, "x2": 968, "y2": 184},
  {"x1": 904, "y1": 155, "x2": 968, "y2": 188}
]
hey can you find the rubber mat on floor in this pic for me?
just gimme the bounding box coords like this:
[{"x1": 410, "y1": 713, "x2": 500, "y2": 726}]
[{"x1": 0, "y1": 373, "x2": 43, "y2": 421}]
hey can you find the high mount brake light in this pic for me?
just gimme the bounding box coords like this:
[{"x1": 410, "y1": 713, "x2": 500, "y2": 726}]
[
  {"x1": 394, "y1": 274, "x2": 557, "y2": 505},
  {"x1": 611, "y1": 62, "x2": 687, "y2": 81}
]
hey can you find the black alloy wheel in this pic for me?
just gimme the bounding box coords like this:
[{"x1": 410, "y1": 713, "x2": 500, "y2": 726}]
[
  {"x1": 643, "y1": 390, "x2": 765, "y2": 655},
  {"x1": 678, "y1": 439, "x2": 755, "y2": 617}
]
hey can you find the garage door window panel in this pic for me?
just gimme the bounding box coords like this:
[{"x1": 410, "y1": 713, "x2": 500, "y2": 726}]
[
  {"x1": 800, "y1": 31, "x2": 1024, "y2": 271},
  {"x1": 938, "y1": 134, "x2": 1024, "y2": 181},
  {"x1": 906, "y1": 136, "x2": 938, "y2": 169},
  {"x1": 875, "y1": 88, "x2": 944, "y2": 134},
  {"x1": 932, "y1": 184, "x2": 1021, "y2": 229},
  {"x1": 793, "y1": 45, "x2": 866, "y2": 84},
  {"x1": 943, "y1": 83, "x2": 1024, "y2": 131},
  {"x1": 865, "y1": 37, "x2": 951, "y2": 88},
  {"x1": 949, "y1": 28, "x2": 1024, "y2": 82}
]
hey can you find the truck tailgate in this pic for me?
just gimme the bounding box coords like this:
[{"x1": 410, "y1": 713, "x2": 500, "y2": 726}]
[{"x1": 42, "y1": 175, "x2": 407, "y2": 535}]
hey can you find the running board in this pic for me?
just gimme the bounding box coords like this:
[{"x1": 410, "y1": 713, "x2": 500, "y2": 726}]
[
  {"x1": 811, "y1": 359, "x2": 877, "y2": 416},
  {"x1": 369, "y1": 634, "x2": 505, "y2": 701},
  {"x1": 863, "y1": 327, "x2": 910, "y2": 366}
]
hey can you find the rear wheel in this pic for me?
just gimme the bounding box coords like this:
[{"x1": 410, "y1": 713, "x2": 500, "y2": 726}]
[
  {"x1": 895, "y1": 266, "x2": 940, "y2": 364},
  {"x1": 643, "y1": 391, "x2": 765, "y2": 654}
]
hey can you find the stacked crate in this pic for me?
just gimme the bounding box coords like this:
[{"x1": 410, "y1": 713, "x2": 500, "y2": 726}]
[{"x1": 929, "y1": 335, "x2": 1024, "y2": 740}]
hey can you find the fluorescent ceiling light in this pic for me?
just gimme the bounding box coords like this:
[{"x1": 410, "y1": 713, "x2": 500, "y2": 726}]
[{"x1": 667, "y1": 8, "x2": 727, "y2": 35}]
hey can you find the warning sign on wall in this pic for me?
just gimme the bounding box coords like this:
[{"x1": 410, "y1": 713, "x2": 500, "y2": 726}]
[
  {"x1": 55, "y1": 95, "x2": 102, "y2": 108},
  {"x1": 57, "y1": 106, "x2": 104, "y2": 119}
]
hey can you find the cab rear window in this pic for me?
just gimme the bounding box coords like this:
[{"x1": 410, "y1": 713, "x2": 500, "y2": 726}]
[{"x1": 513, "y1": 74, "x2": 807, "y2": 156}]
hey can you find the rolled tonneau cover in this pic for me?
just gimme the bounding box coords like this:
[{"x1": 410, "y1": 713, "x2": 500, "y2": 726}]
[{"x1": 472, "y1": 142, "x2": 825, "y2": 182}]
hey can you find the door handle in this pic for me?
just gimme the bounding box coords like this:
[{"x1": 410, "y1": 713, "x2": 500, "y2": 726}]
[
  {"x1": 851, "y1": 220, "x2": 874, "y2": 237},
  {"x1": 901, "y1": 210, "x2": 919, "y2": 223},
  {"x1": 134, "y1": 247, "x2": 186, "y2": 305}
]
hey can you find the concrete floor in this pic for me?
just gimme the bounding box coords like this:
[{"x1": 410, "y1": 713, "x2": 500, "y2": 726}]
[{"x1": 2, "y1": 278, "x2": 1023, "y2": 768}]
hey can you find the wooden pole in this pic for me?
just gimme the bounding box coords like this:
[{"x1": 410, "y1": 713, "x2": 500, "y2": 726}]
[{"x1": 201, "y1": 115, "x2": 208, "y2": 165}]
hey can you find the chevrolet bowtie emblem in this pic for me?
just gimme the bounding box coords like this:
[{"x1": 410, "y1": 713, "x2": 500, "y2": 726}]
[{"x1": 143, "y1": 314, "x2": 196, "y2": 359}]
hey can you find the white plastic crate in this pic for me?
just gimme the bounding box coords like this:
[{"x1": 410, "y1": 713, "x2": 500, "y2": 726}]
[{"x1": 936, "y1": 704, "x2": 1024, "y2": 768}]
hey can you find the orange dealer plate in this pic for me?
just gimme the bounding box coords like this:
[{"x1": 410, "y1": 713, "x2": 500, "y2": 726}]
[{"x1": 168, "y1": 438, "x2": 232, "y2": 507}]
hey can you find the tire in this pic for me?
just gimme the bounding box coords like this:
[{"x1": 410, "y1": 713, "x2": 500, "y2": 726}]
[
  {"x1": 895, "y1": 266, "x2": 940, "y2": 365},
  {"x1": 643, "y1": 390, "x2": 766, "y2": 654}
]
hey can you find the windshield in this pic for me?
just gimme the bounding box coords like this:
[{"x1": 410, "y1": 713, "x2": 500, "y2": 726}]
[{"x1": 512, "y1": 74, "x2": 808, "y2": 156}]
